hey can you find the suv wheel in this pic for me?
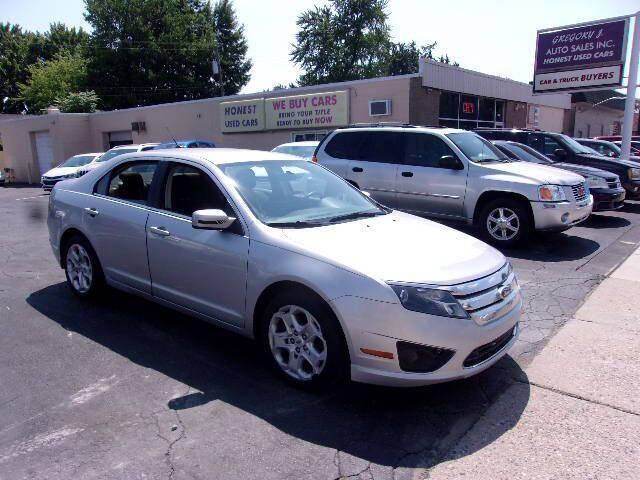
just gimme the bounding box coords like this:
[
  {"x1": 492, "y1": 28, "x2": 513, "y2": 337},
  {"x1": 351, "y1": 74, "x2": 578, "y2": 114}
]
[
  {"x1": 260, "y1": 290, "x2": 349, "y2": 389},
  {"x1": 63, "y1": 235, "x2": 104, "y2": 298},
  {"x1": 479, "y1": 198, "x2": 531, "y2": 247}
]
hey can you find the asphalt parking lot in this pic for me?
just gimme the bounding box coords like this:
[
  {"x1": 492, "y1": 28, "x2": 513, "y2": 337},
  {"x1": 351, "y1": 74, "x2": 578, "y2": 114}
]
[{"x1": 2, "y1": 185, "x2": 640, "y2": 480}]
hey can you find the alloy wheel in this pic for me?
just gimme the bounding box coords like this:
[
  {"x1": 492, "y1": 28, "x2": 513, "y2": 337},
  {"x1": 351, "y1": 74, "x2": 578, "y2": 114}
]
[
  {"x1": 486, "y1": 207, "x2": 520, "y2": 241},
  {"x1": 268, "y1": 305, "x2": 327, "y2": 381},
  {"x1": 66, "y1": 244, "x2": 93, "y2": 293}
]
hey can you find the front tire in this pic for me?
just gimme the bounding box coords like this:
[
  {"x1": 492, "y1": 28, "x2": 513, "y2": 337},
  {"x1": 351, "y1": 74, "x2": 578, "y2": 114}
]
[
  {"x1": 479, "y1": 198, "x2": 531, "y2": 248},
  {"x1": 63, "y1": 235, "x2": 104, "y2": 298},
  {"x1": 260, "y1": 289, "x2": 349, "y2": 389}
]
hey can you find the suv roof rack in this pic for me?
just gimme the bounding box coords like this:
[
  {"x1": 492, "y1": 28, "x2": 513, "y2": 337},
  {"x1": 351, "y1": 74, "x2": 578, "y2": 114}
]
[
  {"x1": 338, "y1": 123, "x2": 448, "y2": 130},
  {"x1": 474, "y1": 127, "x2": 541, "y2": 132}
]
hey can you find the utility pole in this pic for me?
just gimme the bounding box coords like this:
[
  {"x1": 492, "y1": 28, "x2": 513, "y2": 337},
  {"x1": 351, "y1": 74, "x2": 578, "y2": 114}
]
[
  {"x1": 621, "y1": 11, "x2": 640, "y2": 158},
  {"x1": 214, "y1": 31, "x2": 225, "y2": 97}
]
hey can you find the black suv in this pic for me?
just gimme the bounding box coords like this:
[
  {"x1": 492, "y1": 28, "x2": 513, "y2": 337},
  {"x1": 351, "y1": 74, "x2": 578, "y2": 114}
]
[{"x1": 475, "y1": 129, "x2": 640, "y2": 198}]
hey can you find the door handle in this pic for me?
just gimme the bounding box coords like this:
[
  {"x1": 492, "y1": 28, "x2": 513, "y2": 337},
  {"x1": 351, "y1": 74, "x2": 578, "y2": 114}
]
[
  {"x1": 84, "y1": 207, "x2": 99, "y2": 217},
  {"x1": 352, "y1": 167, "x2": 363, "y2": 173},
  {"x1": 149, "y1": 226, "x2": 170, "y2": 237},
  {"x1": 401, "y1": 171, "x2": 414, "y2": 177}
]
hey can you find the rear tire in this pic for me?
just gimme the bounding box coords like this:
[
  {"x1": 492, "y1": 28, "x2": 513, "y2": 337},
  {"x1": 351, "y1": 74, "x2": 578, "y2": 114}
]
[
  {"x1": 63, "y1": 235, "x2": 105, "y2": 299},
  {"x1": 478, "y1": 198, "x2": 531, "y2": 248},
  {"x1": 259, "y1": 289, "x2": 350, "y2": 390}
]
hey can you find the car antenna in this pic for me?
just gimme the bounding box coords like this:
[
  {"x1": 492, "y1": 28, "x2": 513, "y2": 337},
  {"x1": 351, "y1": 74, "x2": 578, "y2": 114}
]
[{"x1": 165, "y1": 126, "x2": 179, "y2": 148}]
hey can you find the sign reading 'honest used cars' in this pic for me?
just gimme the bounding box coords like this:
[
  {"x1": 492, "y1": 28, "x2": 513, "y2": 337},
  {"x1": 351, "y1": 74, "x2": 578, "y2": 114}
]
[
  {"x1": 534, "y1": 17, "x2": 629, "y2": 93},
  {"x1": 220, "y1": 91, "x2": 349, "y2": 133}
]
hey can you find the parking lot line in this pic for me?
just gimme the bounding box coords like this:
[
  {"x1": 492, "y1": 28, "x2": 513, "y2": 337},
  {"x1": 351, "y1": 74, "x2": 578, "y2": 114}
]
[{"x1": 15, "y1": 195, "x2": 48, "y2": 201}]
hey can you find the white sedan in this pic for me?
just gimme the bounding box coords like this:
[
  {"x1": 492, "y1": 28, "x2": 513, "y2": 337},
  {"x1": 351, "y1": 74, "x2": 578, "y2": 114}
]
[{"x1": 41, "y1": 152, "x2": 103, "y2": 191}]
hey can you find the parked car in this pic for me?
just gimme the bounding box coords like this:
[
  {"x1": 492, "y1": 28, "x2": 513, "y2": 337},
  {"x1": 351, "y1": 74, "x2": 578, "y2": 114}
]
[
  {"x1": 47, "y1": 149, "x2": 521, "y2": 388},
  {"x1": 271, "y1": 141, "x2": 319, "y2": 160},
  {"x1": 41, "y1": 152, "x2": 103, "y2": 191},
  {"x1": 316, "y1": 126, "x2": 592, "y2": 247},
  {"x1": 575, "y1": 138, "x2": 640, "y2": 162},
  {"x1": 153, "y1": 139, "x2": 216, "y2": 149},
  {"x1": 493, "y1": 141, "x2": 625, "y2": 211},
  {"x1": 475, "y1": 129, "x2": 640, "y2": 198},
  {"x1": 0, "y1": 169, "x2": 5, "y2": 186},
  {"x1": 593, "y1": 135, "x2": 640, "y2": 142},
  {"x1": 77, "y1": 144, "x2": 159, "y2": 176},
  {"x1": 611, "y1": 140, "x2": 640, "y2": 154}
]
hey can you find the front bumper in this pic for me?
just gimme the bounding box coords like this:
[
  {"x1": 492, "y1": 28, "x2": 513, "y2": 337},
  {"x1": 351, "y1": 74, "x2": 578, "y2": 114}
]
[
  {"x1": 531, "y1": 194, "x2": 593, "y2": 232},
  {"x1": 591, "y1": 188, "x2": 626, "y2": 211},
  {"x1": 330, "y1": 290, "x2": 521, "y2": 387}
]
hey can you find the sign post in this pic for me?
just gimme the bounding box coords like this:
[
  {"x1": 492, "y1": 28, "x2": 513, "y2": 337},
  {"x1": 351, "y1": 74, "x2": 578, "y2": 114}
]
[{"x1": 621, "y1": 12, "x2": 640, "y2": 159}]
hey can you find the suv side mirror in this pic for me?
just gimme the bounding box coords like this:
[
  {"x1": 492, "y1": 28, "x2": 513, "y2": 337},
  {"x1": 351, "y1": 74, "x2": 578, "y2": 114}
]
[
  {"x1": 554, "y1": 148, "x2": 568, "y2": 160},
  {"x1": 439, "y1": 155, "x2": 464, "y2": 170},
  {"x1": 192, "y1": 209, "x2": 235, "y2": 230}
]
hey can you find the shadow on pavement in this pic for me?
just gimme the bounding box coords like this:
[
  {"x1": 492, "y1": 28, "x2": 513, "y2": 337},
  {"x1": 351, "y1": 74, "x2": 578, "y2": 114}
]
[
  {"x1": 582, "y1": 214, "x2": 631, "y2": 229},
  {"x1": 621, "y1": 200, "x2": 640, "y2": 214},
  {"x1": 27, "y1": 282, "x2": 530, "y2": 469},
  {"x1": 500, "y1": 232, "x2": 600, "y2": 262}
]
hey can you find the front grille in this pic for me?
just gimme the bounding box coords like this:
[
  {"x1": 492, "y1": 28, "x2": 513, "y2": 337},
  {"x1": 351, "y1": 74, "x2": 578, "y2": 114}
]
[
  {"x1": 41, "y1": 177, "x2": 62, "y2": 186},
  {"x1": 607, "y1": 180, "x2": 622, "y2": 189},
  {"x1": 448, "y1": 263, "x2": 519, "y2": 326},
  {"x1": 463, "y1": 326, "x2": 516, "y2": 368},
  {"x1": 571, "y1": 183, "x2": 588, "y2": 202}
]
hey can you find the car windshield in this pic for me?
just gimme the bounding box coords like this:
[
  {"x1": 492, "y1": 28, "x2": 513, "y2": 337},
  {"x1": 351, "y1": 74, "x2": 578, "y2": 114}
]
[
  {"x1": 446, "y1": 132, "x2": 510, "y2": 163},
  {"x1": 502, "y1": 143, "x2": 553, "y2": 165},
  {"x1": 97, "y1": 148, "x2": 137, "y2": 162},
  {"x1": 219, "y1": 160, "x2": 387, "y2": 227},
  {"x1": 60, "y1": 154, "x2": 97, "y2": 167},
  {"x1": 272, "y1": 145, "x2": 317, "y2": 159},
  {"x1": 556, "y1": 134, "x2": 595, "y2": 154}
]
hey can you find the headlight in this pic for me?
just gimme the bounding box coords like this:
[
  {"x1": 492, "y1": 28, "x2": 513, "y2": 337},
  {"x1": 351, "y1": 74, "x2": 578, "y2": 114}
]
[
  {"x1": 629, "y1": 168, "x2": 640, "y2": 180},
  {"x1": 62, "y1": 173, "x2": 77, "y2": 179},
  {"x1": 585, "y1": 176, "x2": 607, "y2": 188},
  {"x1": 389, "y1": 284, "x2": 469, "y2": 319},
  {"x1": 538, "y1": 184, "x2": 567, "y2": 202}
]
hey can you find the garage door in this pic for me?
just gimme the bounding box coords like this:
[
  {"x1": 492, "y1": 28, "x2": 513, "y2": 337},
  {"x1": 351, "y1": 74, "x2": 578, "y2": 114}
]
[
  {"x1": 108, "y1": 130, "x2": 133, "y2": 148},
  {"x1": 34, "y1": 131, "x2": 54, "y2": 175}
]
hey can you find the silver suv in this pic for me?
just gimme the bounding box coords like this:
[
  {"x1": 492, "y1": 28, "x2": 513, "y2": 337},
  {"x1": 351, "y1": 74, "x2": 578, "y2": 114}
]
[{"x1": 316, "y1": 126, "x2": 593, "y2": 246}]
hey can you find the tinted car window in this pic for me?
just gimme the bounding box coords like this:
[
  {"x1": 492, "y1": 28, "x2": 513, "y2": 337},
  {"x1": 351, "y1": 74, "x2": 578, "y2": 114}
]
[
  {"x1": 106, "y1": 162, "x2": 158, "y2": 204},
  {"x1": 502, "y1": 143, "x2": 553, "y2": 164},
  {"x1": 357, "y1": 132, "x2": 403, "y2": 163},
  {"x1": 404, "y1": 133, "x2": 457, "y2": 167},
  {"x1": 97, "y1": 148, "x2": 137, "y2": 163},
  {"x1": 163, "y1": 164, "x2": 228, "y2": 217},
  {"x1": 324, "y1": 132, "x2": 367, "y2": 159}
]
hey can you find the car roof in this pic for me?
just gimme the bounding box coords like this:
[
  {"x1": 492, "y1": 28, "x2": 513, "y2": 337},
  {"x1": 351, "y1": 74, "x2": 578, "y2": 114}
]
[
  {"x1": 127, "y1": 148, "x2": 303, "y2": 165},
  {"x1": 74, "y1": 152, "x2": 103, "y2": 156},
  {"x1": 334, "y1": 126, "x2": 465, "y2": 134},
  {"x1": 109, "y1": 143, "x2": 159, "y2": 150}
]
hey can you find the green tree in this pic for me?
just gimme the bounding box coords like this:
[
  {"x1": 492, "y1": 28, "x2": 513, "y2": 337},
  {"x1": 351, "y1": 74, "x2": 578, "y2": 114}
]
[
  {"x1": 18, "y1": 52, "x2": 88, "y2": 113},
  {"x1": 56, "y1": 90, "x2": 99, "y2": 113},
  {"x1": 211, "y1": 0, "x2": 252, "y2": 96},
  {"x1": 385, "y1": 41, "x2": 458, "y2": 76},
  {"x1": 291, "y1": 0, "x2": 391, "y2": 86}
]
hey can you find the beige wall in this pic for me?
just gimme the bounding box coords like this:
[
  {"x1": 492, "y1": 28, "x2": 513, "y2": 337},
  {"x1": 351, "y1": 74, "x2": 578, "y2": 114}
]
[
  {"x1": 527, "y1": 105, "x2": 566, "y2": 133},
  {"x1": 572, "y1": 103, "x2": 624, "y2": 138}
]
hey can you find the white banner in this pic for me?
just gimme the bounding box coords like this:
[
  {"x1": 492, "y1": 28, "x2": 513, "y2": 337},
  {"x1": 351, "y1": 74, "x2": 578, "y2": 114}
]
[{"x1": 534, "y1": 65, "x2": 622, "y2": 92}]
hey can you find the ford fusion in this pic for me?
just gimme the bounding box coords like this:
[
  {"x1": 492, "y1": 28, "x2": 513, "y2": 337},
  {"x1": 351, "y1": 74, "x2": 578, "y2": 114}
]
[{"x1": 47, "y1": 149, "x2": 521, "y2": 388}]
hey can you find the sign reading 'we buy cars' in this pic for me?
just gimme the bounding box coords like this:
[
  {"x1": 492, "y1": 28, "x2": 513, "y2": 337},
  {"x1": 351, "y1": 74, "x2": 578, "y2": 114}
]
[
  {"x1": 533, "y1": 17, "x2": 629, "y2": 93},
  {"x1": 220, "y1": 91, "x2": 349, "y2": 133}
]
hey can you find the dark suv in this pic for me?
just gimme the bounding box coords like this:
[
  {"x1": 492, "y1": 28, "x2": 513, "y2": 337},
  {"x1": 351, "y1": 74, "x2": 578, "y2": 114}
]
[{"x1": 475, "y1": 129, "x2": 640, "y2": 198}]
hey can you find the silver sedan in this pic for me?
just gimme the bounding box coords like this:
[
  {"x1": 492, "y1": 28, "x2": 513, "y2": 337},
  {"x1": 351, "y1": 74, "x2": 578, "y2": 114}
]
[{"x1": 47, "y1": 149, "x2": 521, "y2": 388}]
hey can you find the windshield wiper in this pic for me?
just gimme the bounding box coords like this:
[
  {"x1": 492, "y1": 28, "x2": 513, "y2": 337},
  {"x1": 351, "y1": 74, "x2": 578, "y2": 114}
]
[
  {"x1": 267, "y1": 220, "x2": 325, "y2": 228},
  {"x1": 328, "y1": 210, "x2": 386, "y2": 223}
]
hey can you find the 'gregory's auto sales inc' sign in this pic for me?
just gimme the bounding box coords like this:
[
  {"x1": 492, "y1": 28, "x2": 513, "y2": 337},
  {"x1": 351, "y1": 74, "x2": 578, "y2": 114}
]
[
  {"x1": 220, "y1": 90, "x2": 349, "y2": 133},
  {"x1": 533, "y1": 17, "x2": 629, "y2": 93}
]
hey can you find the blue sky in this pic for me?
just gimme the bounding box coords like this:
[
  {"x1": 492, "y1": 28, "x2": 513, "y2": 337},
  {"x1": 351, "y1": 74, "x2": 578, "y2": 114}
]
[{"x1": 2, "y1": 0, "x2": 638, "y2": 94}]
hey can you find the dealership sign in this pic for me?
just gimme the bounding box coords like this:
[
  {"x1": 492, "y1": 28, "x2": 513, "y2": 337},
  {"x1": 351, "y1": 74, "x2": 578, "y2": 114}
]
[
  {"x1": 534, "y1": 17, "x2": 629, "y2": 93},
  {"x1": 220, "y1": 90, "x2": 349, "y2": 133}
]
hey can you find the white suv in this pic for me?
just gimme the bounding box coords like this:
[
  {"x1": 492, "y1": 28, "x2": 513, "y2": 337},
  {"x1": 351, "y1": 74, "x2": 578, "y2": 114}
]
[{"x1": 316, "y1": 126, "x2": 593, "y2": 246}]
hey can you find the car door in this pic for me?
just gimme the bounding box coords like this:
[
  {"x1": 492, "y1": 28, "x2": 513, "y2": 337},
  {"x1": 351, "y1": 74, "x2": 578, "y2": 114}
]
[
  {"x1": 146, "y1": 161, "x2": 249, "y2": 327},
  {"x1": 344, "y1": 131, "x2": 402, "y2": 208},
  {"x1": 88, "y1": 160, "x2": 160, "y2": 293},
  {"x1": 394, "y1": 132, "x2": 467, "y2": 218}
]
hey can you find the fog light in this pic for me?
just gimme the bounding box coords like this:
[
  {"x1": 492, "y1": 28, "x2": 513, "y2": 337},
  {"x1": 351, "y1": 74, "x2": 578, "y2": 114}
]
[
  {"x1": 396, "y1": 341, "x2": 454, "y2": 373},
  {"x1": 561, "y1": 212, "x2": 570, "y2": 223}
]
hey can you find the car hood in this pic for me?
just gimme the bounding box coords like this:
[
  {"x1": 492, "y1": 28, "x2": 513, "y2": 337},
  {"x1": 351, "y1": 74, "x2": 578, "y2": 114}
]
[
  {"x1": 479, "y1": 161, "x2": 584, "y2": 185},
  {"x1": 553, "y1": 162, "x2": 616, "y2": 179},
  {"x1": 577, "y1": 153, "x2": 640, "y2": 169},
  {"x1": 42, "y1": 166, "x2": 80, "y2": 177},
  {"x1": 279, "y1": 211, "x2": 505, "y2": 285}
]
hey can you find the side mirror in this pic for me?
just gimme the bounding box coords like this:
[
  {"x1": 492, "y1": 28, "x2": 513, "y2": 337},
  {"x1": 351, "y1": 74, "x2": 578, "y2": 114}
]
[
  {"x1": 608, "y1": 151, "x2": 617, "y2": 158},
  {"x1": 192, "y1": 209, "x2": 235, "y2": 230},
  {"x1": 361, "y1": 190, "x2": 371, "y2": 197},
  {"x1": 438, "y1": 155, "x2": 464, "y2": 170},
  {"x1": 554, "y1": 148, "x2": 568, "y2": 160}
]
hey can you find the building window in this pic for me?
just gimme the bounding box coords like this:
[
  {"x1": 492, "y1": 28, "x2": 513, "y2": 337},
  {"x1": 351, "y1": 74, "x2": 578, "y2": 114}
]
[
  {"x1": 439, "y1": 91, "x2": 505, "y2": 130},
  {"x1": 291, "y1": 131, "x2": 327, "y2": 142},
  {"x1": 369, "y1": 99, "x2": 391, "y2": 116}
]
